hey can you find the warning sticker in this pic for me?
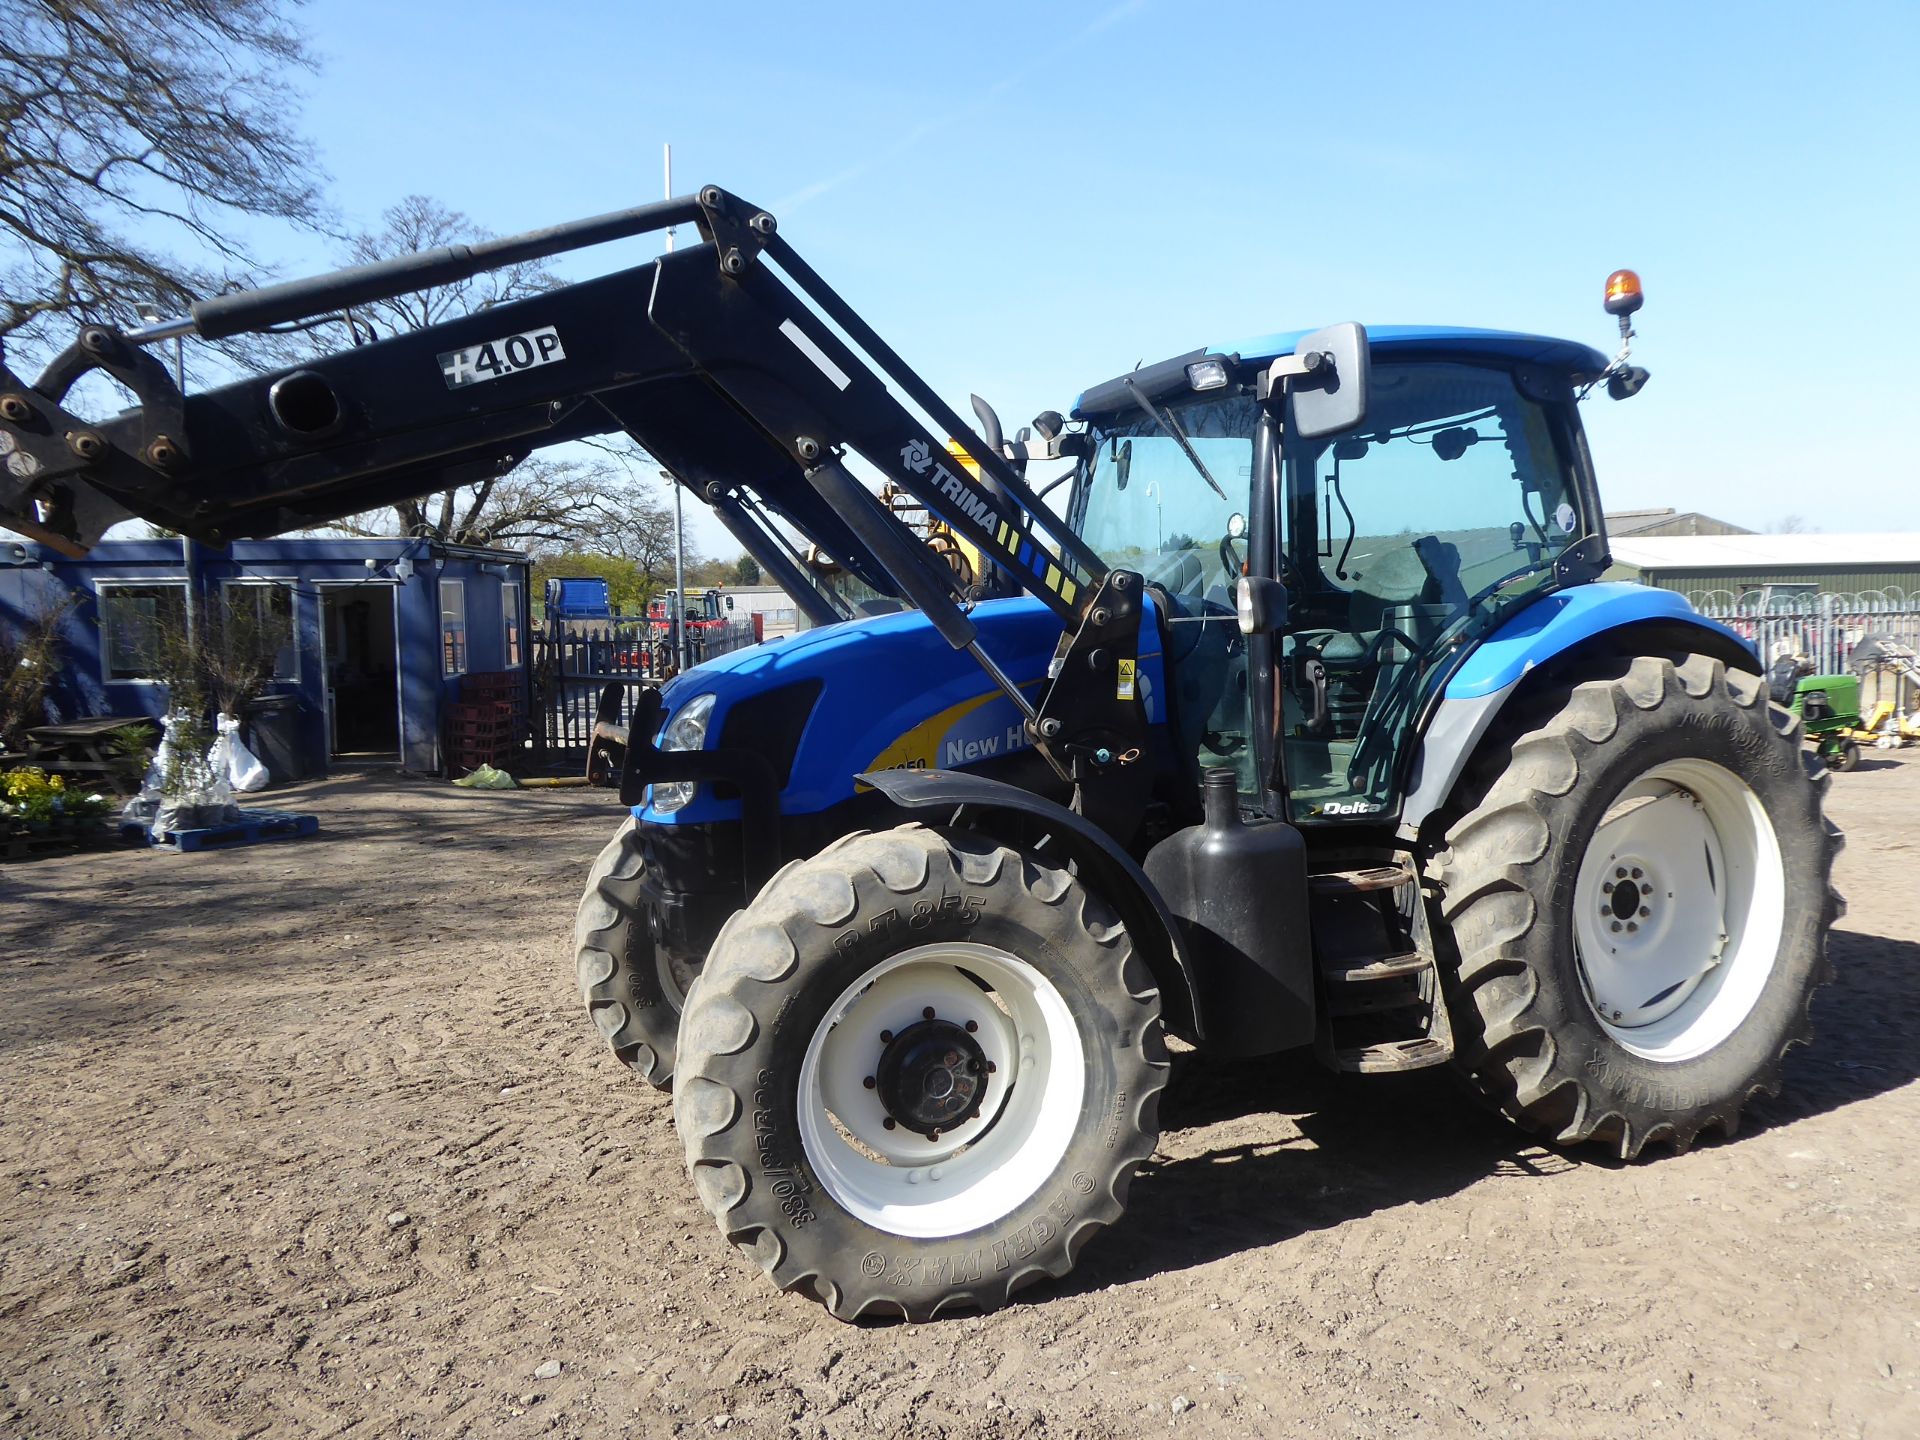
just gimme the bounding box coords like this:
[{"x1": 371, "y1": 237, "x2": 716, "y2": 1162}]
[
  {"x1": 1116, "y1": 657, "x2": 1137, "y2": 701},
  {"x1": 438, "y1": 325, "x2": 564, "y2": 389}
]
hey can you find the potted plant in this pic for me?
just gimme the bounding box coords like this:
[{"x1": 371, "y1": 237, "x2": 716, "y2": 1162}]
[{"x1": 2, "y1": 766, "x2": 113, "y2": 850}]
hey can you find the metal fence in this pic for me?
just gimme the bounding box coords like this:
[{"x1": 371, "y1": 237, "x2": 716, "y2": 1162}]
[
  {"x1": 1687, "y1": 590, "x2": 1920, "y2": 677},
  {"x1": 532, "y1": 617, "x2": 759, "y2": 754}
]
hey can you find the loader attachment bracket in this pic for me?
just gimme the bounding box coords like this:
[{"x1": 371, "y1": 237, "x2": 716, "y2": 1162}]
[
  {"x1": 1031, "y1": 568, "x2": 1154, "y2": 843},
  {"x1": 0, "y1": 326, "x2": 190, "y2": 555}
]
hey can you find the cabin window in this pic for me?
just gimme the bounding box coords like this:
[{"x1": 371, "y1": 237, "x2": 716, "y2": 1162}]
[
  {"x1": 441, "y1": 580, "x2": 467, "y2": 676},
  {"x1": 98, "y1": 582, "x2": 189, "y2": 682}
]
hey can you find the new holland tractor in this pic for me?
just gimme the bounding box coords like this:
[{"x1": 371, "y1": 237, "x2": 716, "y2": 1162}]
[{"x1": 0, "y1": 188, "x2": 1840, "y2": 1322}]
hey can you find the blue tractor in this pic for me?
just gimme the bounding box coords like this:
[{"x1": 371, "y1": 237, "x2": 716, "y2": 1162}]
[{"x1": 2, "y1": 193, "x2": 1840, "y2": 1323}]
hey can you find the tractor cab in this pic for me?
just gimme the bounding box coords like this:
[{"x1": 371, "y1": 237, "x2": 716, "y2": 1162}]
[{"x1": 1067, "y1": 326, "x2": 1610, "y2": 826}]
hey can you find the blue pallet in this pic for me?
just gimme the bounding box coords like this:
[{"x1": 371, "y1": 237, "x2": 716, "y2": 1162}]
[{"x1": 132, "y1": 808, "x2": 320, "y2": 853}]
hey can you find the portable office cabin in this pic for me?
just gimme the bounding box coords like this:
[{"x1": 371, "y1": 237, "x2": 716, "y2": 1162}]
[{"x1": 0, "y1": 538, "x2": 530, "y2": 777}]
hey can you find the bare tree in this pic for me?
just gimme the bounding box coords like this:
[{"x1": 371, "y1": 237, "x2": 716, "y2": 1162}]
[
  {"x1": 0, "y1": 0, "x2": 324, "y2": 359},
  {"x1": 1768, "y1": 514, "x2": 1817, "y2": 534},
  {"x1": 252, "y1": 193, "x2": 554, "y2": 360},
  {"x1": 284, "y1": 197, "x2": 693, "y2": 565},
  {"x1": 323, "y1": 448, "x2": 688, "y2": 562}
]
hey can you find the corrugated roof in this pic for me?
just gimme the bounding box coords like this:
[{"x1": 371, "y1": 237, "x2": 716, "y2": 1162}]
[{"x1": 1610, "y1": 533, "x2": 1920, "y2": 570}]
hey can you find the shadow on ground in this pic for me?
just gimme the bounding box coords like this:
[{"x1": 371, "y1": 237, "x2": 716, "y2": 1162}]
[{"x1": 1059, "y1": 926, "x2": 1920, "y2": 1294}]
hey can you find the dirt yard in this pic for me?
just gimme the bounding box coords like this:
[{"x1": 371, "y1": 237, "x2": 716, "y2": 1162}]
[{"x1": 1, "y1": 758, "x2": 1915, "y2": 1439}]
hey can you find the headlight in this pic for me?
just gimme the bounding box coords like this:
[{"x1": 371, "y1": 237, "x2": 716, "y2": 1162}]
[{"x1": 647, "y1": 692, "x2": 716, "y2": 814}]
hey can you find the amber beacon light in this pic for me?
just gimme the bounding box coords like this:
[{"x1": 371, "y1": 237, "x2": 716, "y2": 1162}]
[{"x1": 1604, "y1": 268, "x2": 1644, "y2": 317}]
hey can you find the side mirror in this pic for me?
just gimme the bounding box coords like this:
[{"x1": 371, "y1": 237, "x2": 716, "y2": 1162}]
[
  {"x1": 1283, "y1": 322, "x2": 1370, "y2": 440},
  {"x1": 1607, "y1": 366, "x2": 1650, "y2": 400},
  {"x1": 1432, "y1": 425, "x2": 1479, "y2": 461},
  {"x1": 1236, "y1": 575, "x2": 1288, "y2": 636},
  {"x1": 1115, "y1": 438, "x2": 1133, "y2": 491}
]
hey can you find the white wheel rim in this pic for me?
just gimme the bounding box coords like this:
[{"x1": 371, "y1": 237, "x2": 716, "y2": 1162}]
[
  {"x1": 1573, "y1": 757, "x2": 1785, "y2": 1062},
  {"x1": 797, "y1": 942, "x2": 1085, "y2": 1239}
]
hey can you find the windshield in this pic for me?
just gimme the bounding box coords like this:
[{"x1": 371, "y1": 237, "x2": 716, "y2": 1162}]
[
  {"x1": 1072, "y1": 393, "x2": 1260, "y2": 609},
  {"x1": 1070, "y1": 392, "x2": 1262, "y2": 793}
]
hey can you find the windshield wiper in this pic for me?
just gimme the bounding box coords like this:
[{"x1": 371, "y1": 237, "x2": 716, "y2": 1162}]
[{"x1": 1121, "y1": 377, "x2": 1228, "y2": 501}]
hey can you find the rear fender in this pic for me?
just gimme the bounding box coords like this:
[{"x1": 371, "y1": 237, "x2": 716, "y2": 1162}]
[
  {"x1": 860, "y1": 767, "x2": 1204, "y2": 1042},
  {"x1": 1400, "y1": 585, "x2": 1760, "y2": 839}
]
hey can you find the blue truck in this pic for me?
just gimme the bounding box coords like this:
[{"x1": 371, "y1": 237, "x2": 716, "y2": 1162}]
[{"x1": 0, "y1": 191, "x2": 1839, "y2": 1323}]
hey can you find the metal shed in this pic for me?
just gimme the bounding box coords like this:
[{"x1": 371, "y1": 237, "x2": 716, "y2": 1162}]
[
  {"x1": 0, "y1": 537, "x2": 530, "y2": 778},
  {"x1": 1605, "y1": 533, "x2": 1920, "y2": 603}
]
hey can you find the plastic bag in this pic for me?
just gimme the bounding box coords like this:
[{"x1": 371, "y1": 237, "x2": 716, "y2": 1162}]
[
  {"x1": 452, "y1": 763, "x2": 517, "y2": 789},
  {"x1": 124, "y1": 709, "x2": 241, "y2": 839},
  {"x1": 211, "y1": 712, "x2": 270, "y2": 793}
]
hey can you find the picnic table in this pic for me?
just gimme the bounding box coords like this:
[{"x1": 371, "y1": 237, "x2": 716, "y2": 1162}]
[{"x1": 22, "y1": 716, "x2": 154, "y2": 795}]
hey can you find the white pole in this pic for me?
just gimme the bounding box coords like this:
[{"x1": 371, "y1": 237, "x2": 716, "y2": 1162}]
[
  {"x1": 664, "y1": 143, "x2": 676, "y2": 254},
  {"x1": 671, "y1": 474, "x2": 689, "y2": 670}
]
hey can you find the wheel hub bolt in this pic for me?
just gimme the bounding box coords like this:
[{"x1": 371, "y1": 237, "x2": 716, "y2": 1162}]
[
  {"x1": 863, "y1": 1075, "x2": 876, "y2": 1090},
  {"x1": 964, "y1": 1019, "x2": 978, "y2": 1033},
  {"x1": 923, "y1": 1007, "x2": 936, "y2": 1020}
]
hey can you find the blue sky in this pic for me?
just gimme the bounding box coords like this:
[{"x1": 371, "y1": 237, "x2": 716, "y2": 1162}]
[{"x1": 248, "y1": 0, "x2": 1918, "y2": 549}]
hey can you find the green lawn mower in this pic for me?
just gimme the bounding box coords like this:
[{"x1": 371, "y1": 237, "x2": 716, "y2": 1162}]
[{"x1": 1770, "y1": 659, "x2": 1865, "y2": 772}]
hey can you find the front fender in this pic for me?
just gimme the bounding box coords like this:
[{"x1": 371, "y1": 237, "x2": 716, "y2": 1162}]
[
  {"x1": 860, "y1": 767, "x2": 1205, "y2": 1043},
  {"x1": 1400, "y1": 584, "x2": 1760, "y2": 837}
]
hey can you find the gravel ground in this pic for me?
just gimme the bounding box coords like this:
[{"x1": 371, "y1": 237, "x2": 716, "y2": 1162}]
[{"x1": 0, "y1": 757, "x2": 1915, "y2": 1438}]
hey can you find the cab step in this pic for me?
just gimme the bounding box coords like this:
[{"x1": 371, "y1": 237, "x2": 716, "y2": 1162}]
[
  {"x1": 1316, "y1": 948, "x2": 1455, "y2": 1072},
  {"x1": 1308, "y1": 862, "x2": 1417, "y2": 897},
  {"x1": 1321, "y1": 950, "x2": 1432, "y2": 984},
  {"x1": 1333, "y1": 1036, "x2": 1454, "y2": 1074},
  {"x1": 1320, "y1": 949, "x2": 1441, "y2": 1018}
]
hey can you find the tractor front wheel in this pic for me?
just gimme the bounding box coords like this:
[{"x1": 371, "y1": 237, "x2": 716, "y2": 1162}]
[
  {"x1": 674, "y1": 824, "x2": 1166, "y2": 1321},
  {"x1": 574, "y1": 818, "x2": 696, "y2": 1089},
  {"x1": 1437, "y1": 653, "x2": 1842, "y2": 1158}
]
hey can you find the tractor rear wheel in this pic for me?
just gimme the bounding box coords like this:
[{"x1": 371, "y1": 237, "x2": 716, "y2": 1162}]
[
  {"x1": 574, "y1": 817, "x2": 692, "y2": 1089},
  {"x1": 1436, "y1": 652, "x2": 1842, "y2": 1158},
  {"x1": 674, "y1": 824, "x2": 1166, "y2": 1321}
]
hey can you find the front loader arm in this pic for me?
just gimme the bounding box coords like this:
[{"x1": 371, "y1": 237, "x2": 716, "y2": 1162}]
[
  {"x1": 0, "y1": 185, "x2": 1149, "y2": 837},
  {"x1": 0, "y1": 187, "x2": 1100, "y2": 614}
]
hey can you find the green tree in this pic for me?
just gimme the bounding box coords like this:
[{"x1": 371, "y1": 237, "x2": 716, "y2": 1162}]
[{"x1": 730, "y1": 554, "x2": 762, "y2": 585}]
